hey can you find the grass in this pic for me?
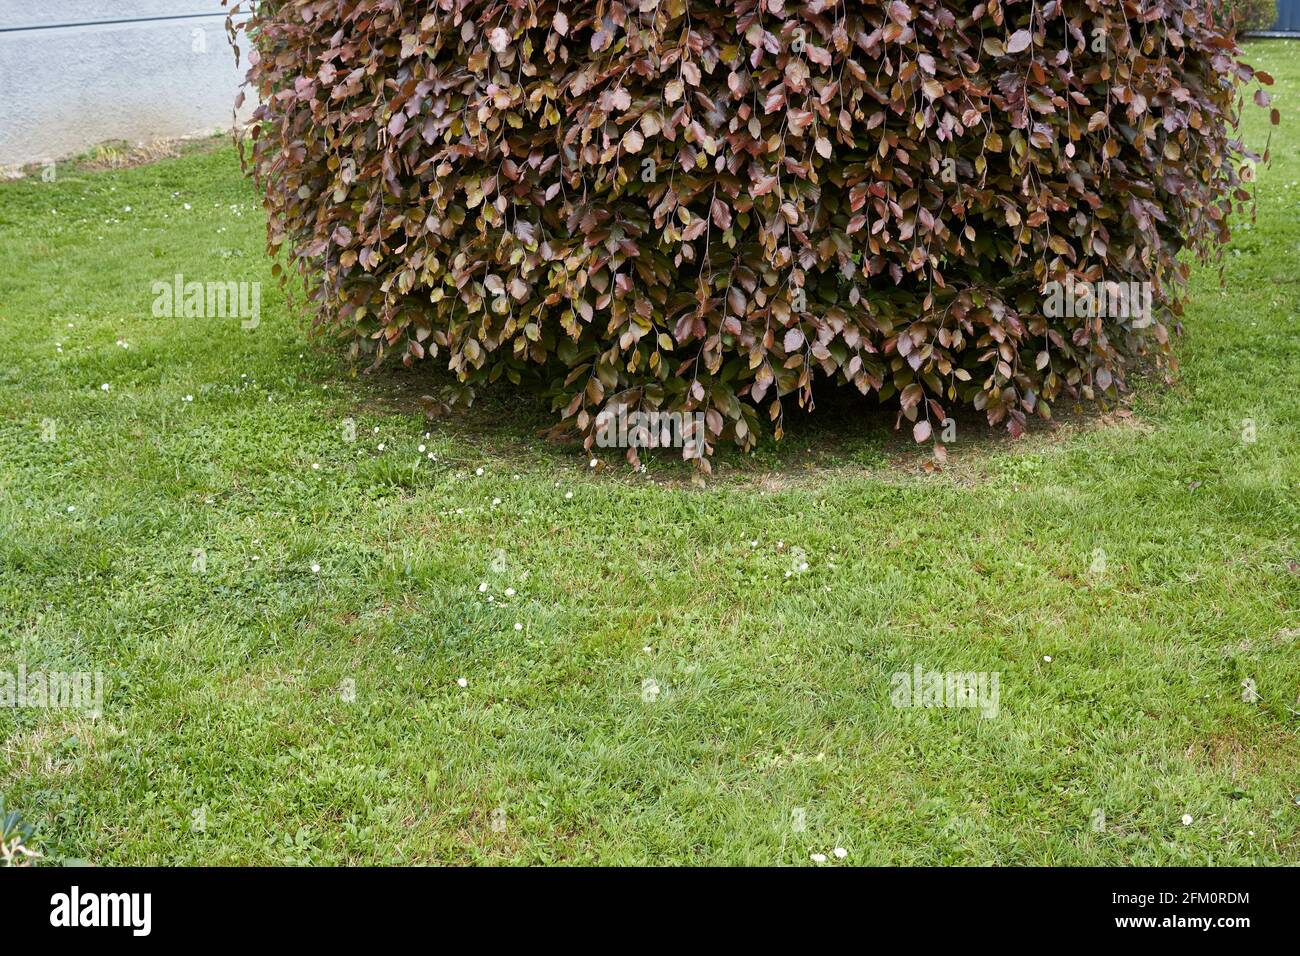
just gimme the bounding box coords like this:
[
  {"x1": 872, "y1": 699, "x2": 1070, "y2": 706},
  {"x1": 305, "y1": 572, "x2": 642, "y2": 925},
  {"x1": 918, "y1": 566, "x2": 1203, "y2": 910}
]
[{"x1": 1, "y1": 41, "x2": 1297, "y2": 867}]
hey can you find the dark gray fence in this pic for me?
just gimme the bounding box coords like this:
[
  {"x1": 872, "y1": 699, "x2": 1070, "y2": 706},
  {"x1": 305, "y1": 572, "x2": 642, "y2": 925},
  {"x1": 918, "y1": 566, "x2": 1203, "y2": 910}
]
[{"x1": 1268, "y1": 0, "x2": 1300, "y2": 33}]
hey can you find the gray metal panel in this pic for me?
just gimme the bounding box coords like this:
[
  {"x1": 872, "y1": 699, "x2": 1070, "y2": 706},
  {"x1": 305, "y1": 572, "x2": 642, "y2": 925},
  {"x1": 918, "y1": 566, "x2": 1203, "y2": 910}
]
[
  {"x1": 0, "y1": 2, "x2": 226, "y2": 31},
  {"x1": 0, "y1": 10, "x2": 252, "y2": 166},
  {"x1": 1273, "y1": 0, "x2": 1300, "y2": 32}
]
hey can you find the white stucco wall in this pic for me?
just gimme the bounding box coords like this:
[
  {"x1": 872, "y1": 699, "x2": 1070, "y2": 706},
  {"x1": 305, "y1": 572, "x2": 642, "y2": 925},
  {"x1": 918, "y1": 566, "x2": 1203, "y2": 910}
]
[{"x1": 0, "y1": 1, "x2": 253, "y2": 167}]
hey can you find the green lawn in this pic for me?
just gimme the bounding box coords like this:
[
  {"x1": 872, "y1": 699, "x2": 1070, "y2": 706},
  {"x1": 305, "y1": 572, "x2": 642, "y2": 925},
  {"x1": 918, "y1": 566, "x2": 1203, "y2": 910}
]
[{"x1": 1, "y1": 41, "x2": 1297, "y2": 866}]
